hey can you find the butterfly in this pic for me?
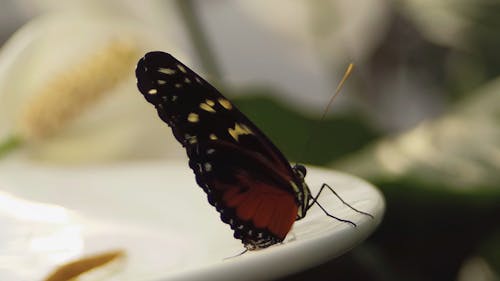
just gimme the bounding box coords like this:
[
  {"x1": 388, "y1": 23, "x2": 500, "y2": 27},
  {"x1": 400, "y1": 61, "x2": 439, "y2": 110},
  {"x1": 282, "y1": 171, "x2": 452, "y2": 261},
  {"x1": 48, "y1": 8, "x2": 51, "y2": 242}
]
[{"x1": 135, "y1": 52, "x2": 363, "y2": 250}]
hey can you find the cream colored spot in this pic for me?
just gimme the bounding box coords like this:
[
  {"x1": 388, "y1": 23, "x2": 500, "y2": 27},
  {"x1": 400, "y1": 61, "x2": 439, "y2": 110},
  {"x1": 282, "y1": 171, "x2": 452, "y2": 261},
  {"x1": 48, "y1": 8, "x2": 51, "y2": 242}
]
[
  {"x1": 209, "y1": 134, "x2": 218, "y2": 140},
  {"x1": 303, "y1": 183, "x2": 310, "y2": 202},
  {"x1": 177, "y1": 64, "x2": 187, "y2": 73},
  {"x1": 175, "y1": 83, "x2": 182, "y2": 88},
  {"x1": 195, "y1": 77, "x2": 202, "y2": 84},
  {"x1": 186, "y1": 135, "x2": 197, "y2": 144},
  {"x1": 158, "y1": 68, "x2": 175, "y2": 75},
  {"x1": 204, "y1": 162, "x2": 212, "y2": 171},
  {"x1": 290, "y1": 181, "x2": 300, "y2": 193},
  {"x1": 187, "y1": 113, "x2": 199, "y2": 123},
  {"x1": 206, "y1": 99, "x2": 215, "y2": 106},
  {"x1": 228, "y1": 123, "x2": 253, "y2": 141},
  {"x1": 184, "y1": 78, "x2": 191, "y2": 83},
  {"x1": 200, "y1": 103, "x2": 216, "y2": 113},
  {"x1": 218, "y1": 98, "x2": 232, "y2": 110},
  {"x1": 148, "y1": 89, "x2": 158, "y2": 95},
  {"x1": 157, "y1": 80, "x2": 166, "y2": 85}
]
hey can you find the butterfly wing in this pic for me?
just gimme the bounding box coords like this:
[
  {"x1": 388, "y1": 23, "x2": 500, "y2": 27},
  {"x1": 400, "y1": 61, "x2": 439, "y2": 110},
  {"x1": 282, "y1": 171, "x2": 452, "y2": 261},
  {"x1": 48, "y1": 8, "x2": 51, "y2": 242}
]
[
  {"x1": 136, "y1": 52, "x2": 301, "y2": 249},
  {"x1": 188, "y1": 140, "x2": 298, "y2": 248}
]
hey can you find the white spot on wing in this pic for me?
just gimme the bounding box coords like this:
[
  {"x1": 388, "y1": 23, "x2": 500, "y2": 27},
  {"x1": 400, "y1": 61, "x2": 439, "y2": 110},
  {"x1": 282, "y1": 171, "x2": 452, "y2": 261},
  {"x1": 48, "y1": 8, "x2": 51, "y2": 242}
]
[
  {"x1": 187, "y1": 113, "x2": 199, "y2": 123},
  {"x1": 204, "y1": 162, "x2": 212, "y2": 172},
  {"x1": 177, "y1": 64, "x2": 187, "y2": 73},
  {"x1": 158, "y1": 68, "x2": 176, "y2": 75},
  {"x1": 185, "y1": 134, "x2": 197, "y2": 144},
  {"x1": 196, "y1": 163, "x2": 203, "y2": 173},
  {"x1": 218, "y1": 98, "x2": 232, "y2": 110},
  {"x1": 228, "y1": 123, "x2": 253, "y2": 141},
  {"x1": 200, "y1": 102, "x2": 216, "y2": 113}
]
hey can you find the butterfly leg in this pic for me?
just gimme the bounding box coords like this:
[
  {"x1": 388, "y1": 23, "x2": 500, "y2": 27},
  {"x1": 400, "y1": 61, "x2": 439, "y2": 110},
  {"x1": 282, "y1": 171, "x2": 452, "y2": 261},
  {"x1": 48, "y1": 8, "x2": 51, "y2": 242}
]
[
  {"x1": 312, "y1": 183, "x2": 374, "y2": 219},
  {"x1": 311, "y1": 198, "x2": 357, "y2": 227},
  {"x1": 223, "y1": 249, "x2": 248, "y2": 260}
]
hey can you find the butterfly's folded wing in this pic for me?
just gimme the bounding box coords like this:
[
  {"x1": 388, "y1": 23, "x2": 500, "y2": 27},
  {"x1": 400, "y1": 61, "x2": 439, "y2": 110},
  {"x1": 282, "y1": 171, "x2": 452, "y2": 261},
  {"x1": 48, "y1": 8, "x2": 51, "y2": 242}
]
[{"x1": 136, "y1": 51, "x2": 300, "y2": 246}]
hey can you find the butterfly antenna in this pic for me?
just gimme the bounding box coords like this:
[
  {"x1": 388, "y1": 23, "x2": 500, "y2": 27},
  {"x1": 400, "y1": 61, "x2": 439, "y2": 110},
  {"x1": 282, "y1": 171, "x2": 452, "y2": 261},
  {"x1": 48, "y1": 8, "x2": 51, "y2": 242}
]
[{"x1": 298, "y1": 63, "x2": 354, "y2": 164}]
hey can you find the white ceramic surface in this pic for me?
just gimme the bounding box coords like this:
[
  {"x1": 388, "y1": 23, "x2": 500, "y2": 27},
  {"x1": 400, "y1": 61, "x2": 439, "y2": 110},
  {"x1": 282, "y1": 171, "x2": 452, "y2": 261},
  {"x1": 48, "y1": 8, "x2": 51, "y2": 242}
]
[{"x1": 0, "y1": 160, "x2": 384, "y2": 281}]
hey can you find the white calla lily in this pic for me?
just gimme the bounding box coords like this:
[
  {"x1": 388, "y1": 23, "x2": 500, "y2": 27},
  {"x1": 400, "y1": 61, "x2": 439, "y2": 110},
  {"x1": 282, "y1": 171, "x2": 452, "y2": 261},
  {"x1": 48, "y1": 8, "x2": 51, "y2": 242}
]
[
  {"x1": 0, "y1": 13, "x2": 186, "y2": 163},
  {"x1": 335, "y1": 76, "x2": 500, "y2": 189},
  {"x1": 399, "y1": 0, "x2": 473, "y2": 47},
  {"x1": 195, "y1": 0, "x2": 390, "y2": 110},
  {"x1": 237, "y1": 0, "x2": 390, "y2": 61}
]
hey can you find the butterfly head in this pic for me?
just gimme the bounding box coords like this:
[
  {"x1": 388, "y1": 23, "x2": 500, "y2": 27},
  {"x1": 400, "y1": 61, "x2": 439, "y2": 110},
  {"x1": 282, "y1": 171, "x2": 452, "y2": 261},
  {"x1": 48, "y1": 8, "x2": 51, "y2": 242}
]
[
  {"x1": 293, "y1": 164, "x2": 307, "y2": 179},
  {"x1": 292, "y1": 164, "x2": 311, "y2": 220}
]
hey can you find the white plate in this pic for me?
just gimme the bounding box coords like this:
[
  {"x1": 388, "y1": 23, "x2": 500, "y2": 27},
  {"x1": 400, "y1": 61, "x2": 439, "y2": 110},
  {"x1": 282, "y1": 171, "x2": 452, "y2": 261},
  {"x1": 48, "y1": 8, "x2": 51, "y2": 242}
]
[{"x1": 0, "y1": 160, "x2": 384, "y2": 281}]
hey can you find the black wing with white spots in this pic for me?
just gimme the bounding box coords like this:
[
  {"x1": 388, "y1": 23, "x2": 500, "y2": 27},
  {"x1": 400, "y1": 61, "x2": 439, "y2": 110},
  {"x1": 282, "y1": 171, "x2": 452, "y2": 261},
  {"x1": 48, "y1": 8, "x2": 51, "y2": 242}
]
[
  {"x1": 135, "y1": 51, "x2": 310, "y2": 250},
  {"x1": 136, "y1": 52, "x2": 289, "y2": 169}
]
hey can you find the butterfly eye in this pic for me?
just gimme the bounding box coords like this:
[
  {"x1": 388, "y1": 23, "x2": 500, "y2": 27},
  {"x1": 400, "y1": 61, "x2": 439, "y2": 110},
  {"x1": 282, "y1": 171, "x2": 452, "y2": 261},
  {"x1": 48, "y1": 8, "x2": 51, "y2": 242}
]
[{"x1": 293, "y1": 164, "x2": 307, "y2": 178}]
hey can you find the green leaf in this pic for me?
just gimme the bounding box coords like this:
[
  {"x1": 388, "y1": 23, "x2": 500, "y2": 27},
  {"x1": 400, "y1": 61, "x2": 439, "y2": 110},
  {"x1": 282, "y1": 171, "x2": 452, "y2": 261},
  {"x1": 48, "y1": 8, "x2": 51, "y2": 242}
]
[{"x1": 0, "y1": 135, "x2": 22, "y2": 159}]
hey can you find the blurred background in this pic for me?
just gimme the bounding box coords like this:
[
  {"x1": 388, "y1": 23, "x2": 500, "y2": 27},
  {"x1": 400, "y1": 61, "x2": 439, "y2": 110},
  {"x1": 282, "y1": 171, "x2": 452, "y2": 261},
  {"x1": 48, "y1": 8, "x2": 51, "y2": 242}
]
[{"x1": 0, "y1": 0, "x2": 499, "y2": 280}]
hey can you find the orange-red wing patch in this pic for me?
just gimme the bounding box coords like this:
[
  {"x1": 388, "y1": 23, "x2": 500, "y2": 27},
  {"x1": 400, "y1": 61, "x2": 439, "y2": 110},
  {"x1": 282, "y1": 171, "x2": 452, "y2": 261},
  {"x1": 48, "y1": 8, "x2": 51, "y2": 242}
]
[
  {"x1": 236, "y1": 193, "x2": 262, "y2": 221},
  {"x1": 253, "y1": 199, "x2": 275, "y2": 228},
  {"x1": 222, "y1": 188, "x2": 241, "y2": 206},
  {"x1": 268, "y1": 195, "x2": 298, "y2": 239},
  {"x1": 222, "y1": 179, "x2": 298, "y2": 240},
  {"x1": 275, "y1": 201, "x2": 297, "y2": 238}
]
